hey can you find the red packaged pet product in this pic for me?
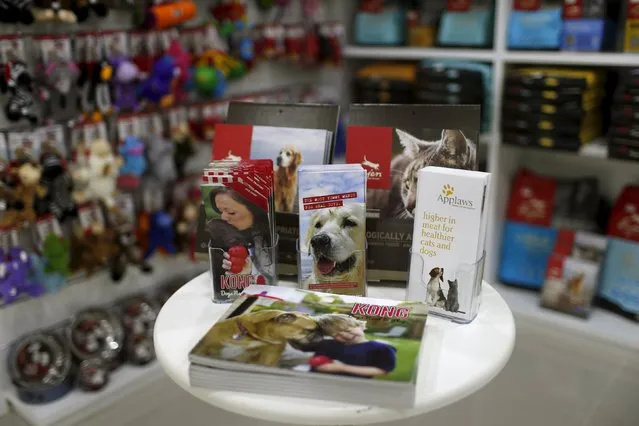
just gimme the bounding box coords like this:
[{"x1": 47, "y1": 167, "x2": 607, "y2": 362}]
[
  {"x1": 506, "y1": 168, "x2": 557, "y2": 226},
  {"x1": 284, "y1": 24, "x2": 304, "y2": 62},
  {"x1": 607, "y1": 185, "x2": 639, "y2": 243}
]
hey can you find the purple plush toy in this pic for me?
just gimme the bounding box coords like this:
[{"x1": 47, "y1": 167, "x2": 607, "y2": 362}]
[
  {"x1": 138, "y1": 55, "x2": 177, "y2": 106},
  {"x1": 111, "y1": 57, "x2": 142, "y2": 112},
  {"x1": 0, "y1": 248, "x2": 45, "y2": 305}
]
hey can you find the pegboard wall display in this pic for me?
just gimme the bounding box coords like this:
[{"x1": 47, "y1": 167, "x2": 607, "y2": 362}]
[{"x1": 0, "y1": 0, "x2": 346, "y2": 423}]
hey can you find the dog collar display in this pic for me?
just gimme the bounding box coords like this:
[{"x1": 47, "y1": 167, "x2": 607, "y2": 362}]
[
  {"x1": 78, "y1": 358, "x2": 109, "y2": 392},
  {"x1": 67, "y1": 308, "x2": 124, "y2": 366},
  {"x1": 9, "y1": 332, "x2": 73, "y2": 404}
]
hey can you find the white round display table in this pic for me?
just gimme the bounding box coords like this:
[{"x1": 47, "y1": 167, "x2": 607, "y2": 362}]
[{"x1": 154, "y1": 273, "x2": 515, "y2": 425}]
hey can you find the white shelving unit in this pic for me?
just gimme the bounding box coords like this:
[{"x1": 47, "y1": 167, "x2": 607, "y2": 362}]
[
  {"x1": 344, "y1": 46, "x2": 639, "y2": 67},
  {"x1": 338, "y1": 0, "x2": 639, "y2": 351}
]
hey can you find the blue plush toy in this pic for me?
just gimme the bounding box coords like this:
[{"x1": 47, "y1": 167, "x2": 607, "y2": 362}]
[
  {"x1": 30, "y1": 254, "x2": 66, "y2": 294},
  {"x1": 144, "y1": 211, "x2": 177, "y2": 259},
  {"x1": 119, "y1": 136, "x2": 147, "y2": 177},
  {"x1": 138, "y1": 55, "x2": 176, "y2": 105}
]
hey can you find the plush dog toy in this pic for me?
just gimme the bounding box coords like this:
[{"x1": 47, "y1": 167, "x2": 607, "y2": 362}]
[
  {"x1": 0, "y1": 157, "x2": 47, "y2": 228},
  {"x1": 84, "y1": 139, "x2": 123, "y2": 209},
  {"x1": 69, "y1": 221, "x2": 117, "y2": 276}
]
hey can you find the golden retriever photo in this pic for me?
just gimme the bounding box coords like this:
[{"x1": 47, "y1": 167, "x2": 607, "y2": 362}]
[
  {"x1": 244, "y1": 126, "x2": 332, "y2": 213},
  {"x1": 302, "y1": 203, "x2": 367, "y2": 295},
  {"x1": 191, "y1": 309, "x2": 320, "y2": 367},
  {"x1": 274, "y1": 145, "x2": 303, "y2": 213}
]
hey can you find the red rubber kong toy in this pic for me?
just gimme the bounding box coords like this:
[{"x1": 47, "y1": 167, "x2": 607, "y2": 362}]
[
  {"x1": 308, "y1": 355, "x2": 332, "y2": 368},
  {"x1": 228, "y1": 245, "x2": 249, "y2": 273},
  {"x1": 228, "y1": 245, "x2": 249, "y2": 259}
]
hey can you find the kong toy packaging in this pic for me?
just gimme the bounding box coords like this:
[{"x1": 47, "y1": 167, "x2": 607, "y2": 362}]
[
  {"x1": 188, "y1": 285, "x2": 429, "y2": 409},
  {"x1": 407, "y1": 167, "x2": 490, "y2": 323},
  {"x1": 197, "y1": 160, "x2": 277, "y2": 303},
  {"x1": 345, "y1": 104, "x2": 481, "y2": 282}
]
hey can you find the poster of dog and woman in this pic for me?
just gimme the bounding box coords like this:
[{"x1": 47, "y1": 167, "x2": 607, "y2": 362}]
[{"x1": 190, "y1": 286, "x2": 428, "y2": 383}]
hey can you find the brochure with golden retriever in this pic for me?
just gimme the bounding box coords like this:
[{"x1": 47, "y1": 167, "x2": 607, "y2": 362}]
[
  {"x1": 189, "y1": 285, "x2": 428, "y2": 409},
  {"x1": 346, "y1": 104, "x2": 481, "y2": 282},
  {"x1": 223, "y1": 102, "x2": 341, "y2": 276},
  {"x1": 297, "y1": 165, "x2": 367, "y2": 296},
  {"x1": 198, "y1": 160, "x2": 277, "y2": 302},
  {"x1": 212, "y1": 123, "x2": 333, "y2": 214}
]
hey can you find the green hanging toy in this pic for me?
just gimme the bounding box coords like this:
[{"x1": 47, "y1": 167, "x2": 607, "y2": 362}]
[{"x1": 43, "y1": 233, "x2": 71, "y2": 278}]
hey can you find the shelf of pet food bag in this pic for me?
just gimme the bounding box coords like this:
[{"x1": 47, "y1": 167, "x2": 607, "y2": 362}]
[
  {"x1": 6, "y1": 363, "x2": 164, "y2": 426},
  {"x1": 495, "y1": 283, "x2": 639, "y2": 351},
  {"x1": 153, "y1": 274, "x2": 515, "y2": 426}
]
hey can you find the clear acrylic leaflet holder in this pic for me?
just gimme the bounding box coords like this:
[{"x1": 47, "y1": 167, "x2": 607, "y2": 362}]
[
  {"x1": 408, "y1": 249, "x2": 486, "y2": 324},
  {"x1": 208, "y1": 234, "x2": 279, "y2": 304}
]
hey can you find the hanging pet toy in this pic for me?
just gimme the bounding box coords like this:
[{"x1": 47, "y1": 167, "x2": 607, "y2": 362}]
[
  {"x1": 109, "y1": 213, "x2": 153, "y2": 282},
  {"x1": 117, "y1": 135, "x2": 146, "y2": 190},
  {"x1": 42, "y1": 232, "x2": 71, "y2": 278},
  {"x1": 71, "y1": 0, "x2": 108, "y2": 22},
  {"x1": 166, "y1": 39, "x2": 192, "y2": 104},
  {"x1": 32, "y1": 0, "x2": 78, "y2": 23},
  {"x1": 87, "y1": 45, "x2": 113, "y2": 121},
  {"x1": 111, "y1": 56, "x2": 142, "y2": 112},
  {"x1": 1, "y1": 60, "x2": 38, "y2": 124},
  {"x1": 69, "y1": 221, "x2": 117, "y2": 276},
  {"x1": 0, "y1": 0, "x2": 35, "y2": 24},
  {"x1": 138, "y1": 54, "x2": 177, "y2": 108},
  {"x1": 0, "y1": 248, "x2": 45, "y2": 305},
  {"x1": 29, "y1": 253, "x2": 66, "y2": 294},
  {"x1": 38, "y1": 143, "x2": 75, "y2": 222},
  {"x1": 37, "y1": 47, "x2": 80, "y2": 112},
  {"x1": 0, "y1": 155, "x2": 47, "y2": 228},
  {"x1": 144, "y1": 211, "x2": 177, "y2": 259}
]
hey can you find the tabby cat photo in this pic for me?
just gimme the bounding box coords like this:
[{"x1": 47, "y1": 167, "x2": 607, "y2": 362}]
[{"x1": 368, "y1": 129, "x2": 477, "y2": 219}]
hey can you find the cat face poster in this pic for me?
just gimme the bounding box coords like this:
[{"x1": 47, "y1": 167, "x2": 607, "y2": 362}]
[
  {"x1": 345, "y1": 104, "x2": 481, "y2": 281},
  {"x1": 346, "y1": 127, "x2": 478, "y2": 220}
]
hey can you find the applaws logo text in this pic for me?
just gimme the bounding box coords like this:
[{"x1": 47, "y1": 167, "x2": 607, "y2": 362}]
[{"x1": 437, "y1": 184, "x2": 474, "y2": 209}]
